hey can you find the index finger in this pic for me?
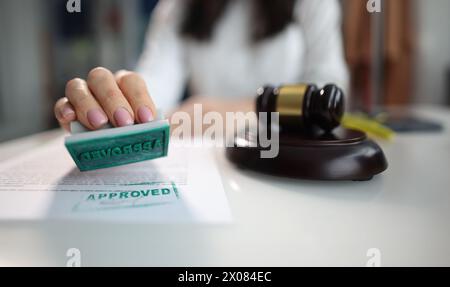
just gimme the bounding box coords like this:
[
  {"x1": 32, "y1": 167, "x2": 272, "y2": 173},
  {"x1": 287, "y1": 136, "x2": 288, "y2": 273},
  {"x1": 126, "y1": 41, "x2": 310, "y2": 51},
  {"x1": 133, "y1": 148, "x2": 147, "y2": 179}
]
[{"x1": 115, "y1": 70, "x2": 157, "y2": 123}]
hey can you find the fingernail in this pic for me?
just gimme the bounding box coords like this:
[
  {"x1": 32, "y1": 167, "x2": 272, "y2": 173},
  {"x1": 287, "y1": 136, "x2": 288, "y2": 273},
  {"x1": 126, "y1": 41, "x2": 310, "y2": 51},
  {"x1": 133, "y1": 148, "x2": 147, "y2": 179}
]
[
  {"x1": 61, "y1": 106, "x2": 75, "y2": 119},
  {"x1": 137, "y1": 106, "x2": 154, "y2": 123},
  {"x1": 87, "y1": 108, "x2": 108, "y2": 128},
  {"x1": 114, "y1": 107, "x2": 134, "y2": 127}
]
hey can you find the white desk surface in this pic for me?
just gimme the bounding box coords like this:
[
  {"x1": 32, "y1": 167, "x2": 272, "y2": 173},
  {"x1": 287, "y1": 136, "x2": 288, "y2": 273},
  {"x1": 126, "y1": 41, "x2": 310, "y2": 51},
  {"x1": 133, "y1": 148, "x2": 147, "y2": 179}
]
[{"x1": 0, "y1": 106, "x2": 449, "y2": 267}]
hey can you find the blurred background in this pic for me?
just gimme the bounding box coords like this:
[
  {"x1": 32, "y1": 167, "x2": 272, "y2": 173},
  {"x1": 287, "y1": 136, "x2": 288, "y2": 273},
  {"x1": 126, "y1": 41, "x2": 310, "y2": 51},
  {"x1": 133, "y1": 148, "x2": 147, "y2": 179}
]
[{"x1": 0, "y1": 0, "x2": 449, "y2": 142}]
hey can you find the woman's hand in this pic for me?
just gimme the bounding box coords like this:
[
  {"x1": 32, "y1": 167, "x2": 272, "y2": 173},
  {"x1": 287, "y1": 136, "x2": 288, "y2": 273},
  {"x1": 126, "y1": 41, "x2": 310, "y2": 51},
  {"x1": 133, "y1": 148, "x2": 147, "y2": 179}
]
[
  {"x1": 171, "y1": 95, "x2": 254, "y2": 119},
  {"x1": 54, "y1": 67, "x2": 157, "y2": 132},
  {"x1": 168, "y1": 95, "x2": 254, "y2": 137}
]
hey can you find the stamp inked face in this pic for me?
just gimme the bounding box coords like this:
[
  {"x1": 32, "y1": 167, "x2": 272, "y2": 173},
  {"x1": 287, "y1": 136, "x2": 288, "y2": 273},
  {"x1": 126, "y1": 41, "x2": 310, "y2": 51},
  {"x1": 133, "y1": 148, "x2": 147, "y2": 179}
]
[
  {"x1": 65, "y1": 120, "x2": 170, "y2": 171},
  {"x1": 78, "y1": 139, "x2": 164, "y2": 162}
]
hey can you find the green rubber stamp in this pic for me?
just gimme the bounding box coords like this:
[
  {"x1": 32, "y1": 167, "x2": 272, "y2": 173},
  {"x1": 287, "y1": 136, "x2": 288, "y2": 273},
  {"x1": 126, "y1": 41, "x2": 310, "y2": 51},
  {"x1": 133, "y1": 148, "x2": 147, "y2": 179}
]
[{"x1": 65, "y1": 115, "x2": 170, "y2": 172}]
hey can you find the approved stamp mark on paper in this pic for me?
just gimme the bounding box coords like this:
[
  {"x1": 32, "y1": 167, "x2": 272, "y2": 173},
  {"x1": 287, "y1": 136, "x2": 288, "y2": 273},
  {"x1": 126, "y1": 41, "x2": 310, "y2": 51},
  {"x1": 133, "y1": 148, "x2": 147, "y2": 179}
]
[{"x1": 71, "y1": 182, "x2": 180, "y2": 213}]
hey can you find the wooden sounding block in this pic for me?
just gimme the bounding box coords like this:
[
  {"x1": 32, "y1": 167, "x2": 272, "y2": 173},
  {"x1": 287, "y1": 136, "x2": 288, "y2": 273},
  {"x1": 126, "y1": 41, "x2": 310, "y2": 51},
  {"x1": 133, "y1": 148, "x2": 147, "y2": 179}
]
[
  {"x1": 226, "y1": 83, "x2": 388, "y2": 181},
  {"x1": 226, "y1": 127, "x2": 388, "y2": 181}
]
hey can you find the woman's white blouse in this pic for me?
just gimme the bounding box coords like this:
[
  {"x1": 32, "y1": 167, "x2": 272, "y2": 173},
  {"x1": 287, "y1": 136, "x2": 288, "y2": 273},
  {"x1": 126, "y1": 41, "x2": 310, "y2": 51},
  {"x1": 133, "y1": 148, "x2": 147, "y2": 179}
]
[{"x1": 136, "y1": 0, "x2": 349, "y2": 111}]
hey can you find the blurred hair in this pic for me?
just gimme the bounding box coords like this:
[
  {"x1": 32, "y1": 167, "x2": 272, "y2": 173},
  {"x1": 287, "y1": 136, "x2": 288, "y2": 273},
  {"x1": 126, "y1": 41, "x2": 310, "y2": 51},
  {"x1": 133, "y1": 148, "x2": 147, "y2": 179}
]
[{"x1": 180, "y1": 0, "x2": 296, "y2": 42}]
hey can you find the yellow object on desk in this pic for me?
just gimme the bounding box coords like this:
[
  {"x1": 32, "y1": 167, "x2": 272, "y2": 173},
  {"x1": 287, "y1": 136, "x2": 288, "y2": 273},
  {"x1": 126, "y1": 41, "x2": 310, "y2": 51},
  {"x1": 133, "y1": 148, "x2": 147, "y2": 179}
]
[{"x1": 342, "y1": 113, "x2": 396, "y2": 141}]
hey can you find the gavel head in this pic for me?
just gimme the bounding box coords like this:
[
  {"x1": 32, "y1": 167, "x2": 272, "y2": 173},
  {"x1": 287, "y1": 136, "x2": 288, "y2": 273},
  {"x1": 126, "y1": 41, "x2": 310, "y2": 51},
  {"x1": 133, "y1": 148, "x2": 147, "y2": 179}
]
[{"x1": 256, "y1": 83, "x2": 345, "y2": 133}]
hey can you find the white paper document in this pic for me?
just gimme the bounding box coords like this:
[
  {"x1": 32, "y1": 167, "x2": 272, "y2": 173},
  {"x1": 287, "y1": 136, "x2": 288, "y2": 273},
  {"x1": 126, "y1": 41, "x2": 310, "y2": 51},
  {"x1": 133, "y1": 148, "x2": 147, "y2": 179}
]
[{"x1": 0, "y1": 137, "x2": 231, "y2": 223}]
